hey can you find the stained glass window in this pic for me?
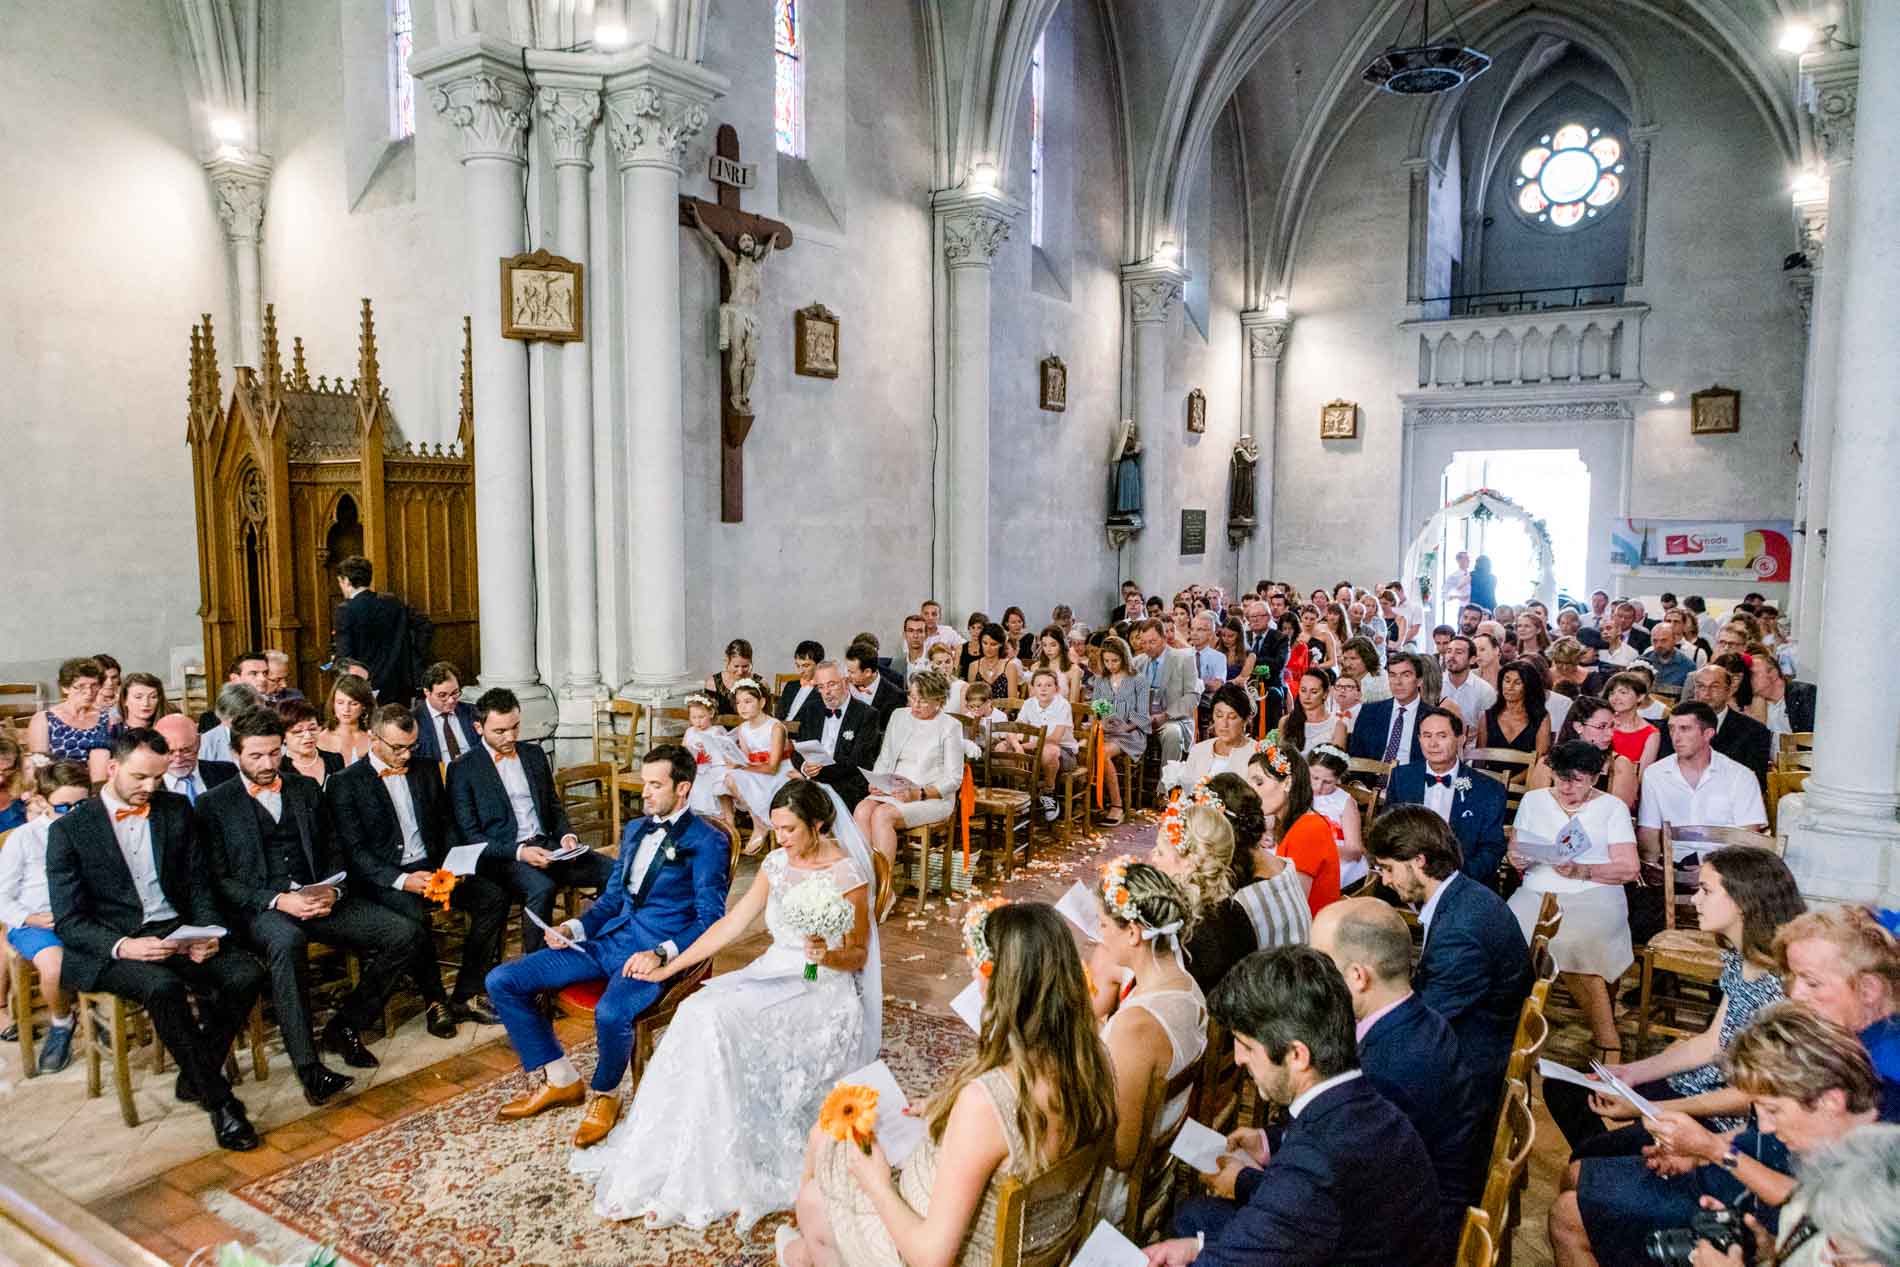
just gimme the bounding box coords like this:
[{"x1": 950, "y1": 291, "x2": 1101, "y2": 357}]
[
  {"x1": 389, "y1": 0, "x2": 415, "y2": 140},
  {"x1": 1029, "y1": 33, "x2": 1045, "y2": 245},
  {"x1": 1514, "y1": 122, "x2": 1624, "y2": 228},
  {"x1": 774, "y1": 0, "x2": 803, "y2": 157}
]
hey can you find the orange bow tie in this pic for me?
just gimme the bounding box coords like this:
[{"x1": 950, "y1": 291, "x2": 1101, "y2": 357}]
[
  {"x1": 247, "y1": 781, "x2": 277, "y2": 798},
  {"x1": 494, "y1": 751, "x2": 518, "y2": 762},
  {"x1": 379, "y1": 768, "x2": 406, "y2": 779},
  {"x1": 113, "y1": 805, "x2": 149, "y2": 822}
]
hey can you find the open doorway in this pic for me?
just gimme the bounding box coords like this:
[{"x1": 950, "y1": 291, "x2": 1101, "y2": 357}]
[{"x1": 1437, "y1": 449, "x2": 1590, "y2": 618}]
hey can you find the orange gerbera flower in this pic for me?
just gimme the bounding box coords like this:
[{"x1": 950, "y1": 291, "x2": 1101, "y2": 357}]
[
  {"x1": 819, "y1": 1083, "x2": 880, "y2": 1153},
  {"x1": 421, "y1": 869, "x2": 459, "y2": 911}
]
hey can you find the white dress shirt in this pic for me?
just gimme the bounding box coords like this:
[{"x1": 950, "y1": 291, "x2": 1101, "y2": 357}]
[
  {"x1": 560, "y1": 806, "x2": 686, "y2": 959},
  {"x1": 99, "y1": 789, "x2": 179, "y2": 935},
  {"x1": 787, "y1": 683, "x2": 815, "y2": 720},
  {"x1": 1382, "y1": 697, "x2": 1421, "y2": 765},
  {"x1": 1442, "y1": 673, "x2": 1497, "y2": 725},
  {"x1": 427, "y1": 707, "x2": 475, "y2": 760},
  {"x1": 370, "y1": 754, "x2": 428, "y2": 877},
  {"x1": 164, "y1": 767, "x2": 206, "y2": 806},
  {"x1": 487, "y1": 743, "x2": 545, "y2": 842},
  {"x1": 1288, "y1": 1069, "x2": 1364, "y2": 1118},
  {"x1": 1417, "y1": 870, "x2": 1460, "y2": 947},
  {"x1": 250, "y1": 781, "x2": 283, "y2": 822},
  {"x1": 1638, "y1": 751, "x2": 1768, "y2": 856},
  {"x1": 0, "y1": 815, "x2": 56, "y2": 927},
  {"x1": 1419, "y1": 760, "x2": 1461, "y2": 821}
]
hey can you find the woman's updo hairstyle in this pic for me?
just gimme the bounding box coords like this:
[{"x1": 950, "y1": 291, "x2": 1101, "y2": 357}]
[
  {"x1": 1099, "y1": 857, "x2": 1194, "y2": 948},
  {"x1": 770, "y1": 778, "x2": 836, "y2": 836}
]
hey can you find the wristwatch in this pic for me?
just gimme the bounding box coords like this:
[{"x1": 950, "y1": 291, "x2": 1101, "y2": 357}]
[
  {"x1": 1717, "y1": 1141, "x2": 1742, "y2": 1171},
  {"x1": 654, "y1": 945, "x2": 671, "y2": 967}
]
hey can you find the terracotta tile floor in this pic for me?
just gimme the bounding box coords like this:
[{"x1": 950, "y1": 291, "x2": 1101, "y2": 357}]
[{"x1": 55, "y1": 810, "x2": 1585, "y2": 1264}]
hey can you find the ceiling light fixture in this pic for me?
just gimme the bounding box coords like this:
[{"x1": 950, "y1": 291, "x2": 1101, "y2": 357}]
[
  {"x1": 1657, "y1": 390, "x2": 1676, "y2": 404},
  {"x1": 968, "y1": 161, "x2": 998, "y2": 194},
  {"x1": 1778, "y1": 22, "x2": 1817, "y2": 53},
  {"x1": 211, "y1": 115, "x2": 244, "y2": 144},
  {"x1": 1153, "y1": 240, "x2": 1180, "y2": 266},
  {"x1": 1267, "y1": 297, "x2": 1290, "y2": 320},
  {"x1": 1778, "y1": 22, "x2": 1858, "y2": 55},
  {"x1": 1362, "y1": 0, "x2": 1491, "y2": 96},
  {"x1": 1790, "y1": 169, "x2": 1827, "y2": 204},
  {"x1": 594, "y1": 21, "x2": 628, "y2": 49}
]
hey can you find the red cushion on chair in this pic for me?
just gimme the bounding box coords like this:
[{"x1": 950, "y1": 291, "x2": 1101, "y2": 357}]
[{"x1": 557, "y1": 978, "x2": 609, "y2": 1012}]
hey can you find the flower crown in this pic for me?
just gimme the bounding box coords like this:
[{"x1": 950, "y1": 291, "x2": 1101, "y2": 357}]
[
  {"x1": 1310, "y1": 742, "x2": 1347, "y2": 763},
  {"x1": 962, "y1": 897, "x2": 1010, "y2": 978},
  {"x1": 1099, "y1": 855, "x2": 1185, "y2": 943},
  {"x1": 1251, "y1": 737, "x2": 1292, "y2": 777},
  {"x1": 685, "y1": 692, "x2": 721, "y2": 712},
  {"x1": 1159, "y1": 780, "x2": 1220, "y2": 856}
]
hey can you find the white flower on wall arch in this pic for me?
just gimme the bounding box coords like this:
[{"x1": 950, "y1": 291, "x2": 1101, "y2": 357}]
[{"x1": 1513, "y1": 123, "x2": 1625, "y2": 229}]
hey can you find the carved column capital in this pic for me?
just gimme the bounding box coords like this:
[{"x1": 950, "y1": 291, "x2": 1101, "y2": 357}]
[
  {"x1": 1239, "y1": 312, "x2": 1293, "y2": 361},
  {"x1": 205, "y1": 156, "x2": 272, "y2": 243},
  {"x1": 932, "y1": 189, "x2": 1019, "y2": 270},
  {"x1": 1800, "y1": 50, "x2": 1859, "y2": 164},
  {"x1": 604, "y1": 82, "x2": 711, "y2": 171},
  {"x1": 431, "y1": 71, "x2": 532, "y2": 165},
  {"x1": 1122, "y1": 264, "x2": 1185, "y2": 325},
  {"x1": 539, "y1": 85, "x2": 602, "y2": 166},
  {"x1": 1796, "y1": 199, "x2": 1829, "y2": 269}
]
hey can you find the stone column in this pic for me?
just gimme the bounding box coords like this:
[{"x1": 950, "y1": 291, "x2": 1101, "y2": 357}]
[
  {"x1": 1121, "y1": 263, "x2": 1185, "y2": 595},
  {"x1": 538, "y1": 78, "x2": 607, "y2": 701},
  {"x1": 1237, "y1": 310, "x2": 1291, "y2": 582},
  {"x1": 604, "y1": 49, "x2": 721, "y2": 704},
  {"x1": 416, "y1": 40, "x2": 554, "y2": 726},
  {"x1": 1623, "y1": 126, "x2": 1659, "y2": 289},
  {"x1": 1787, "y1": 51, "x2": 1859, "y2": 670},
  {"x1": 1785, "y1": 20, "x2": 1897, "y2": 908},
  {"x1": 205, "y1": 156, "x2": 272, "y2": 369},
  {"x1": 930, "y1": 191, "x2": 1016, "y2": 621}
]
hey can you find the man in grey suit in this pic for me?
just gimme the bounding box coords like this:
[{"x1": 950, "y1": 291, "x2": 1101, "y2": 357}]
[{"x1": 1131, "y1": 618, "x2": 1199, "y2": 764}]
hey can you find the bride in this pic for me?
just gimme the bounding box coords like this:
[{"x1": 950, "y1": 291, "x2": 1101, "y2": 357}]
[{"x1": 570, "y1": 778, "x2": 883, "y2": 1232}]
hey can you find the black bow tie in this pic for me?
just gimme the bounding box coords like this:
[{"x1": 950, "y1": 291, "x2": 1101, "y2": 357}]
[
  {"x1": 1428, "y1": 772, "x2": 1455, "y2": 787},
  {"x1": 826, "y1": 709, "x2": 841, "y2": 719}
]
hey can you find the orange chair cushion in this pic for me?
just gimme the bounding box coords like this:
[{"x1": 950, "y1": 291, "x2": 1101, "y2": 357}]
[{"x1": 557, "y1": 978, "x2": 609, "y2": 1013}]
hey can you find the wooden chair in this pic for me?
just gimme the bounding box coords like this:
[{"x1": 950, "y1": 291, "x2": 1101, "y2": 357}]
[
  {"x1": 1119, "y1": 1061, "x2": 1206, "y2": 1243},
  {"x1": 1467, "y1": 748, "x2": 1536, "y2": 788},
  {"x1": 1766, "y1": 766, "x2": 1809, "y2": 835},
  {"x1": 968, "y1": 720, "x2": 1047, "y2": 884},
  {"x1": 1455, "y1": 1208, "x2": 1498, "y2": 1267},
  {"x1": 987, "y1": 1134, "x2": 1111, "y2": 1267},
  {"x1": 179, "y1": 666, "x2": 209, "y2": 721},
  {"x1": 1506, "y1": 1001, "x2": 1549, "y2": 1086},
  {"x1": 1531, "y1": 891, "x2": 1561, "y2": 948},
  {"x1": 1636, "y1": 825, "x2": 1779, "y2": 1047},
  {"x1": 1774, "y1": 731, "x2": 1815, "y2": 770},
  {"x1": 592, "y1": 699, "x2": 644, "y2": 771},
  {"x1": 1198, "y1": 1016, "x2": 1251, "y2": 1134},
  {"x1": 78, "y1": 994, "x2": 269, "y2": 1127},
  {"x1": 1345, "y1": 757, "x2": 1394, "y2": 790},
  {"x1": 0, "y1": 683, "x2": 44, "y2": 722},
  {"x1": 1054, "y1": 718, "x2": 1098, "y2": 832},
  {"x1": 555, "y1": 816, "x2": 743, "y2": 1094},
  {"x1": 555, "y1": 762, "x2": 616, "y2": 852},
  {"x1": 1477, "y1": 1077, "x2": 1535, "y2": 1260},
  {"x1": 1344, "y1": 779, "x2": 1380, "y2": 830}
]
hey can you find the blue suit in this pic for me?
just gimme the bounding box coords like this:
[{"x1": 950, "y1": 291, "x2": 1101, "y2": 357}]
[
  {"x1": 1385, "y1": 762, "x2": 1509, "y2": 886},
  {"x1": 1360, "y1": 995, "x2": 1482, "y2": 1249},
  {"x1": 486, "y1": 809, "x2": 732, "y2": 1093},
  {"x1": 411, "y1": 700, "x2": 479, "y2": 765},
  {"x1": 1347, "y1": 697, "x2": 1425, "y2": 766},
  {"x1": 1415, "y1": 872, "x2": 1532, "y2": 1091},
  {"x1": 1176, "y1": 1075, "x2": 1441, "y2": 1266}
]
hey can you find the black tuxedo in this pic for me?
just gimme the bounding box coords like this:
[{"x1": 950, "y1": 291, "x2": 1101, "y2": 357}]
[
  {"x1": 1782, "y1": 680, "x2": 1817, "y2": 733},
  {"x1": 1656, "y1": 707, "x2": 1773, "y2": 787},
  {"x1": 333, "y1": 588, "x2": 412, "y2": 698},
  {"x1": 200, "y1": 758, "x2": 239, "y2": 788},
  {"x1": 198, "y1": 771, "x2": 435, "y2": 1069},
  {"x1": 859, "y1": 677, "x2": 906, "y2": 729},
  {"x1": 411, "y1": 700, "x2": 479, "y2": 765},
  {"x1": 445, "y1": 743, "x2": 614, "y2": 952},
  {"x1": 775, "y1": 679, "x2": 815, "y2": 722},
  {"x1": 326, "y1": 759, "x2": 508, "y2": 1000},
  {"x1": 47, "y1": 794, "x2": 265, "y2": 1110},
  {"x1": 795, "y1": 696, "x2": 883, "y2": 809}
]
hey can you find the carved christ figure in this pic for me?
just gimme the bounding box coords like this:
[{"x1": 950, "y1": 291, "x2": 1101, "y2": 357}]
[{"x1": 689, "y1": 203, "x2": 777, "y2": 414}]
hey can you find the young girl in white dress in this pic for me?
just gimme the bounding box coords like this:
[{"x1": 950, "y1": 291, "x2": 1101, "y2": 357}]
[
  {"x1": 718, "y1": 680, "x2": 796, "y2": 853},
  {"x1": 1305, "y1": 746, "x2": 1366, "y2": 890},
  {"x1": 572, "y1": 780, "x2": 883, "y2": 1232},
  {"x1": 682, "y1": 694, "x2": 742, "y2": 818}
]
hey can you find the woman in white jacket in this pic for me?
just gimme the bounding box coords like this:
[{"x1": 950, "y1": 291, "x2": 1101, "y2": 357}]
[{"x1": 851, "y1": 670, "x2": 966, "y2": 920}]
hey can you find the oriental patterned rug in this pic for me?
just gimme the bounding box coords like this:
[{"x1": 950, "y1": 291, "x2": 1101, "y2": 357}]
[{"x1": 220, "y1": 1004, "x2": 972, "y2": 1267}]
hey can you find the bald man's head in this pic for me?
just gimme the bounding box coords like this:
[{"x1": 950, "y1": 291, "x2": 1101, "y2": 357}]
[
  {"x1": 153, "y1": 714, "x2": 201, "y2": 774},
  {"x1": 1311, "y1": 897, "x2": 1414, "y2": 990}
]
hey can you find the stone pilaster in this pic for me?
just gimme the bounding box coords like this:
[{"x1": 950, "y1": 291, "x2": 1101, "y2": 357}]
[
  {"x1": 1121, "y1": 262, "x2": 1186, "y2": 592},
  {"x1": 205, "y1": 156, "x2": 272, "y2": 370}
]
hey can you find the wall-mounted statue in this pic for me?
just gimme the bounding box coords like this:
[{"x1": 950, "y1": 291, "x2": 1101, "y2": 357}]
[
  {"x1": 1108, "y1": 420, "x2": 1144, "y2": 529},
  {"x1": 1228, "y1": 435, "x2": 1259, "y2": 546}
]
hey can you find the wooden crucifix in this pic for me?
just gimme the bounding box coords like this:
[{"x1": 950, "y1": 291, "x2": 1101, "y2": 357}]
[{"x1": 680, "y1": 124, "x2": 794, "y2": 523}]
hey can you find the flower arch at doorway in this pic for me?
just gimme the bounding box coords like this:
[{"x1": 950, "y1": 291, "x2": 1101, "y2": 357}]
[{"x1": 1406, "y1": 487, "x2": 1557, "y2": 609}]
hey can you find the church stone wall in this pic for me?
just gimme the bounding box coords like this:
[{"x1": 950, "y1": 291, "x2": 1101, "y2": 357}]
[{"x1": 0, "y1": 2, "x2": 232, "y2": 688}]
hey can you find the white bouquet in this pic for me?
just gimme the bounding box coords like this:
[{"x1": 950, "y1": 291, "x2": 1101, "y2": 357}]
[{"x1": 781, "y1": 874, "x2": 857, "y2": 980}]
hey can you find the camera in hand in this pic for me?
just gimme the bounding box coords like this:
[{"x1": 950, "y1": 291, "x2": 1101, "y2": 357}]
[{"x1": 1645, "y1": 1207, "x2": 1750, "y2": 1264}]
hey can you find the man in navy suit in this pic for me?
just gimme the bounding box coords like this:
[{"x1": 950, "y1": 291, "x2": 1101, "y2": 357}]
[
  {"x1": 410, "y1": 661, "x2": 480, "y2": 766},
  {"x1": 1347, "y1": 650, "x2": 1427, "y2": 769},
  {"x1": 1154, "y1": 945, "x2": 1440, "y2": 1267},
  {"x1": 1366, "y1": 805, "x2": 1532, "y2": 1092},
  {"x1": 446, "y1": 688, "x2": 616, "y2": 952},
  {"x1": 1312, "y1": 898, "x2": 1480, "y2": 1251},
  {"x1": 845, "y1": 640, "x2": 906, "y2": 728},
  {"x1": 485, "y1": 744, "x2": 731, "y2": 1148},
  {"x1": 331, "y1": 555, "x2": 414, "y2": 701},
  {"x1": 1385, "y1": 707, "x2": 1509, "y2": 887}
]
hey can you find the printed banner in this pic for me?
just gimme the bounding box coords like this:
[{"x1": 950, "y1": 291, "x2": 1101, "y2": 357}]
[{"x1": 1608, "y1": 519, "x2": 1791, "y2": 582}]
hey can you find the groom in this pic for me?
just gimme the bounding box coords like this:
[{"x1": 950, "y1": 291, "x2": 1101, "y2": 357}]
[{"x1": 486, "y1": 744, "x2": 731, "y2": 1147}]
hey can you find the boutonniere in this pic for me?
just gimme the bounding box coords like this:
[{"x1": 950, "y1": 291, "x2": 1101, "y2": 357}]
[
  {"x1": 1452, "y1": 775, "x2": 1473, "y2": 795},
  {"x1": 662, "y1": 841, "x2": 681, "y2": 864},
  {"x1": 843, "y1": 730, "x2": 855, "y2": 740}
]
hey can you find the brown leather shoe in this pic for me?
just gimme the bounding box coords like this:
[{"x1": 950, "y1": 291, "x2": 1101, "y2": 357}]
[
  {"x1": 496, "y1": 1075, "x2": 585, "y2": 1122},
  {"x1": 573, "y1": 1092, "x2": 622, "y2": 1148}
]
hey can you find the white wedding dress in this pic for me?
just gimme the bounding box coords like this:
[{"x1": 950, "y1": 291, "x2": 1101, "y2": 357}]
[{"x1": 570, "y1": 789, "x2": 883, "y2": 1233}]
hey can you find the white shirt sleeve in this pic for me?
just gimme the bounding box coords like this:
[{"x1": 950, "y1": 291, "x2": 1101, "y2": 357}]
[{"x1": 0, "y1": 822, "x2": 39, "y2": 928}]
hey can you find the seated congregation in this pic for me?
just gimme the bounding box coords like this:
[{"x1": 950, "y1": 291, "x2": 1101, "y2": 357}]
[{"x1": 1, "y1": 580, "x2": 1894, "y2": 1267}]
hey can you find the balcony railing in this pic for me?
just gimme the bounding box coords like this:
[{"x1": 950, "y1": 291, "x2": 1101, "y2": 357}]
[
  {"x1": 1400, "y1": 302, "x2": 1649, "y2": 391},
  {"x1": 1419, "y1": 282, "x2": 1627, "y2": 319}
]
